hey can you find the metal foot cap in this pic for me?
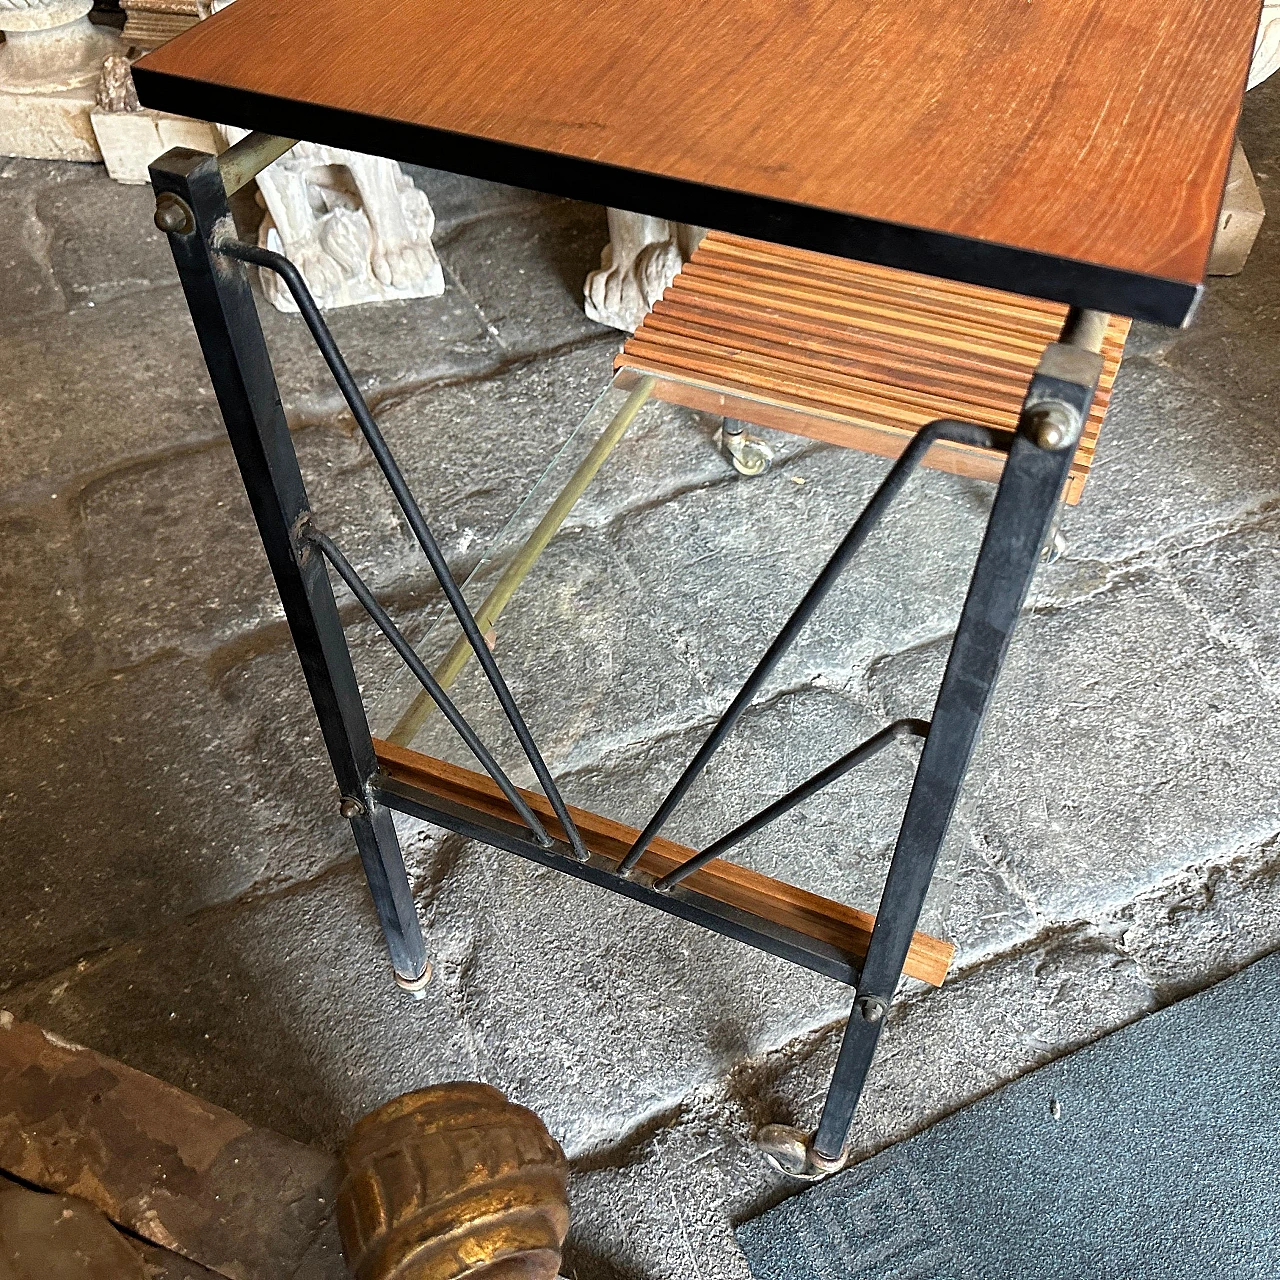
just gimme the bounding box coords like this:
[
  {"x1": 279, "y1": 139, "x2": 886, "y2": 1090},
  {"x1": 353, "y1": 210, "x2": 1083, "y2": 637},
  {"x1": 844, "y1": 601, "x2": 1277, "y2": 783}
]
[
  {"x1": 394, "y1": 962, "x2": 434, "y2": 998},
  {"x1": 755, "y1": 1124, "x2": 844, "y2": 1181}
]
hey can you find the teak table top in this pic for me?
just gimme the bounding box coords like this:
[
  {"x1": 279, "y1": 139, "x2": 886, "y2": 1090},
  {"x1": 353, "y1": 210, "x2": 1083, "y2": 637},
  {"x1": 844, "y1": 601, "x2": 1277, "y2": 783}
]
[{"x1": 134, "y1": 0, "x2": 1263, "y2": 327}]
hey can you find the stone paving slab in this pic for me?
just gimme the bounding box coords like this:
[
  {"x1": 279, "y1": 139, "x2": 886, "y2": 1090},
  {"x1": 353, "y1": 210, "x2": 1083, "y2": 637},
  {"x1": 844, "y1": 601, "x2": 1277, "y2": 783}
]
[
  {"x1": 0, "y1": 287, "x2": 226, "y2": 503},
  {"x1": 875, "y1": 560, "x2": 1280, "y2": 924},
  {"x1": 258, "y1": 280, "x2": 501, "y2": 422},
  {"x1": 389, "y1": 437, "x2": 993, "y2": 773},
  {"x1": 0, "y1": 501, "x2": 90, "y2": 710},
  {"x1": 0, "y1": 652, "x2": 353, "y2": 990},
  {"x1": 389, "y1": 522, "x2": 720, "y2": 769},
  {"x1": 0, "y1": 179, "x2": 67, "y2": 324},
  {"x1": 436, "y1": 203, "x2": 611, "y2": 355},
  {"x1": 546, "y1": 686, "x2": 989, "y2": 942},
  {"x1": 563, "y1": 399, "x2": 820, "y2": 533},
  {"x1": 36, "y1": 170, "x2": 177, "y2": 308},
  {"x1": 373, "y1": 337, "x2": 620, "y2": 567},
  {"x1": 0, "y1": 244, "x2": 500, "y2": 508},
  {"x1": 564, "y1": 1114, "x2": 757, "y2": 1280},
  {"x1": 0, "y1": 861, "x2": 479, "y2": 1149},
  {"x1": 419, "y1": 840, "x2": 844, "y2": 1155},
  {"x1": 1035, "y1": 355, "x2": 1280, "y2": 592},
  {"x1": 589, "y1": 450, "x2": 990, "y2": 701},
  {"x1": 1168, "y1": 508, "x2": 1280, "y2": 698},
  {"x1": 4, "y1": 341, "x2": 618, "y2": 688}
]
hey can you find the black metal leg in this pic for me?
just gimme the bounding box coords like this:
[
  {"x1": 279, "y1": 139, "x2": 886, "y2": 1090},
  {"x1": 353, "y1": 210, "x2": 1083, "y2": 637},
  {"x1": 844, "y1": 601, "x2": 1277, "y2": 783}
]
[
  {"x1": 149, "y1": 147, "x2": 428, "y2": 987},
  {"x1": 809, "y1": 336, "x2": 1105, "y2": 1165}
]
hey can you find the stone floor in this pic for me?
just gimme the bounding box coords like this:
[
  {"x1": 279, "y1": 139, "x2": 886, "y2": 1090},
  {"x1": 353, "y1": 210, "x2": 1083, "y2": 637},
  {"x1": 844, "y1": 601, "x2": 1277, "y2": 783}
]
[{"x1": 2, "y1": 78, "x2": 1279, "y2": 1280}]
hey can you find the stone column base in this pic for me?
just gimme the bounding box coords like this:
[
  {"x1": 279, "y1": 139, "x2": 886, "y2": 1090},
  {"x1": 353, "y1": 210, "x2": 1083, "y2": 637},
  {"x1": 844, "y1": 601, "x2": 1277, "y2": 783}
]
[
  {"x1": 0, "y1": 81, "x2": 101, "y2": 161},
  {"x1": 91, "y1": 107, "x2": 221, "y2": 183}
]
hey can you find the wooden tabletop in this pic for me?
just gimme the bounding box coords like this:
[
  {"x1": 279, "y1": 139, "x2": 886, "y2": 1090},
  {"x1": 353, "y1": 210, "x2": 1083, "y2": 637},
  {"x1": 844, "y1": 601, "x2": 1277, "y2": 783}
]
[{"x1": 134, "y1": 0, "x2": 1263, "y2": 326}]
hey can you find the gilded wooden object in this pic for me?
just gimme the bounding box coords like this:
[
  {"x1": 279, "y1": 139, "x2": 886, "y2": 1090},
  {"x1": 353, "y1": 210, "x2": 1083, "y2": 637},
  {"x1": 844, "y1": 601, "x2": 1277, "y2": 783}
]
[{"x1": 337, "y1": 1083, "x2": 569, "y2": 1280}]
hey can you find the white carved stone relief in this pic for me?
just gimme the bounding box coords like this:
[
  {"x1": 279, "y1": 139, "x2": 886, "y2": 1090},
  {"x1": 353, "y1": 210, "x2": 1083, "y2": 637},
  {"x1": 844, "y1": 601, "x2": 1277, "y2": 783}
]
[
  {"x1": 584, "y1": 208, "x2": 705, "y2": 332},
  {"x1": 1250, "y1": 1, "x2": 1280, "y2": 88},
  {"x1": 0, "y1": 0, "x2": 122, "y2": 160},
  {"x1": 200, "y1": 0, "x2": 444, "y2": 313},
  {"x1": 221, "y1": 127, "x2": 446, "y2": 313}
]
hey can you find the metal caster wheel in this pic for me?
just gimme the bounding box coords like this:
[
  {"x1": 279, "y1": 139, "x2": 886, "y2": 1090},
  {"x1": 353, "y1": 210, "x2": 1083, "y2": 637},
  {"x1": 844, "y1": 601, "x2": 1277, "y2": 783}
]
[
  {"x1": 755, "y1": 1123, "x2": 846, "y2": 1181},
  {"x1": 721, "y1": 417, "x2": 774, "y2": 476}
]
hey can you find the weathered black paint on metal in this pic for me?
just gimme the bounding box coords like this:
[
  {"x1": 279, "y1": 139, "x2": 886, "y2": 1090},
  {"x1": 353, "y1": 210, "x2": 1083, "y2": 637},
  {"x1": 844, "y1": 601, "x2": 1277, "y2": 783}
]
[
  {"x1": 148, "y1": 147, "x2": 426, "y2": 983},
  {"x1": 373, "y1": 773, "x2": 866, "y2": 987},
  {"x1": 811, "y1": 361, "x2": 1103, "y2": 1162}
]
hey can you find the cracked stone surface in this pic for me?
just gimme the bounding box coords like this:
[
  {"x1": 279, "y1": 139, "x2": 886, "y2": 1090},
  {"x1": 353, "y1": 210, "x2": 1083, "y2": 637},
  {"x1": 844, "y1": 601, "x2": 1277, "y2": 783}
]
[
  {"x1": 875, "y1": 562, "x2": 1280, "y2": 921},
  {"x1": 436, "y1": 202, "x2": 612, "y2": 355},
  {"x1": 78, "y1": 340, "x2": 620, "y2": 670},
  {"x1": 1, "y1": 79, "x2": 1278, "y2": 1280}
]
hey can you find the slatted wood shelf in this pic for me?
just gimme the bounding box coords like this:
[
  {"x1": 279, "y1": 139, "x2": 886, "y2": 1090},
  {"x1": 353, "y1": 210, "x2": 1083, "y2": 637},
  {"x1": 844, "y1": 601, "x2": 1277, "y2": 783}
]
[
  {"x1": 373, "y1": 738, "x2": 954, "y2": 988},
  {"x1": 617, "y1": 232, "x2": 1130, "y2": 505}
]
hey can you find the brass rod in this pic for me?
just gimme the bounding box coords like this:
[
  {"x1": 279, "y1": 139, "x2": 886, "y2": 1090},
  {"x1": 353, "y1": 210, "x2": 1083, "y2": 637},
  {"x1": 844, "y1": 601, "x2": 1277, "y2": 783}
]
[
  {"x1": 219, "y1": 132, "x2": 297, "y2": 196},
  {"x1": 1059, "y1": 307, "x2": 1110, "y2": 355},
  {"x1": 387, "y1": 376, "x2": 654, "y2": 747}
]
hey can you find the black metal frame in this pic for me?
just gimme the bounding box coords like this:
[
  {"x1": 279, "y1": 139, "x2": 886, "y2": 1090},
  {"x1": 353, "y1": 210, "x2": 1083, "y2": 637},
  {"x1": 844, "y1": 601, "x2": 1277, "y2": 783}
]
[{"x1": 150, "y1": 144, "x2": 1104, "y2": 1165}]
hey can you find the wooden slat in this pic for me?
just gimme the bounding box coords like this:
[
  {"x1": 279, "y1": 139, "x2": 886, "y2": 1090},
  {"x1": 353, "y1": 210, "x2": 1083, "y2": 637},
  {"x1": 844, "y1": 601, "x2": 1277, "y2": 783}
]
[
  {"x1": 618, "y1": 233, "x2": 1129, "y2": 505},
  {"x1": 373, "y1": 738, "x2": 955, "y2": 988},
  {"x1": 132, "y1": 0, "x2": 1258, "y2": 323}
]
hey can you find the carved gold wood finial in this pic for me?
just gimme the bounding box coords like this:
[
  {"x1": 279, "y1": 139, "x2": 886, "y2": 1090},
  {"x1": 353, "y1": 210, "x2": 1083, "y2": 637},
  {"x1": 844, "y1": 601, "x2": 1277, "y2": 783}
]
[{"x1": 337, "y1": 1083, "x2": 570, "y2": 1280}]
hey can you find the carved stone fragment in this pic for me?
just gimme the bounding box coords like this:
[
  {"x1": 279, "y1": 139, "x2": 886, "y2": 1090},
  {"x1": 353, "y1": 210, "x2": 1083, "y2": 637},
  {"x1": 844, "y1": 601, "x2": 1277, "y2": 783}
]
[
  {"x1": 222, "y1": 127, "x2": 446, "y2": 312},
  {"x1": 0, "y1": 0, "x2": 123, "y2": 160},
  {"x1": 584, "y1": 208, "x2": 704, "y2": 332}
]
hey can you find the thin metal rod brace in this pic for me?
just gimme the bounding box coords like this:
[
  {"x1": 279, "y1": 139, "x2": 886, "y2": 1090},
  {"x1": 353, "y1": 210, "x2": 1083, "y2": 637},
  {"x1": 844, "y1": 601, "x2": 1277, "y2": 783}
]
[
  {"x1": 216, "y1": 237, "x2": 590, "y2": 863},
  {"x1": 305, "y1": 526, "x2": 553, "y2": 846},
  {"x1": 388, "y1": 376, "x2": 655, "y2": 746},
  {"x1": 619, "y1": 417, "x2": 1001, "y2": 875},
  {"x1": 654, "y1": 718, "x2": 929, "y2": 891}
]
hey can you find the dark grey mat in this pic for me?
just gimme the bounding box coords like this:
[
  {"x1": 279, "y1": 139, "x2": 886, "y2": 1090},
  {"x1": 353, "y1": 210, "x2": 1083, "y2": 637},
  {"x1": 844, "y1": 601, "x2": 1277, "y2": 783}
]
[{"x1": 737, "y1": 950, "x2": 1280, "y2": 1280}]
